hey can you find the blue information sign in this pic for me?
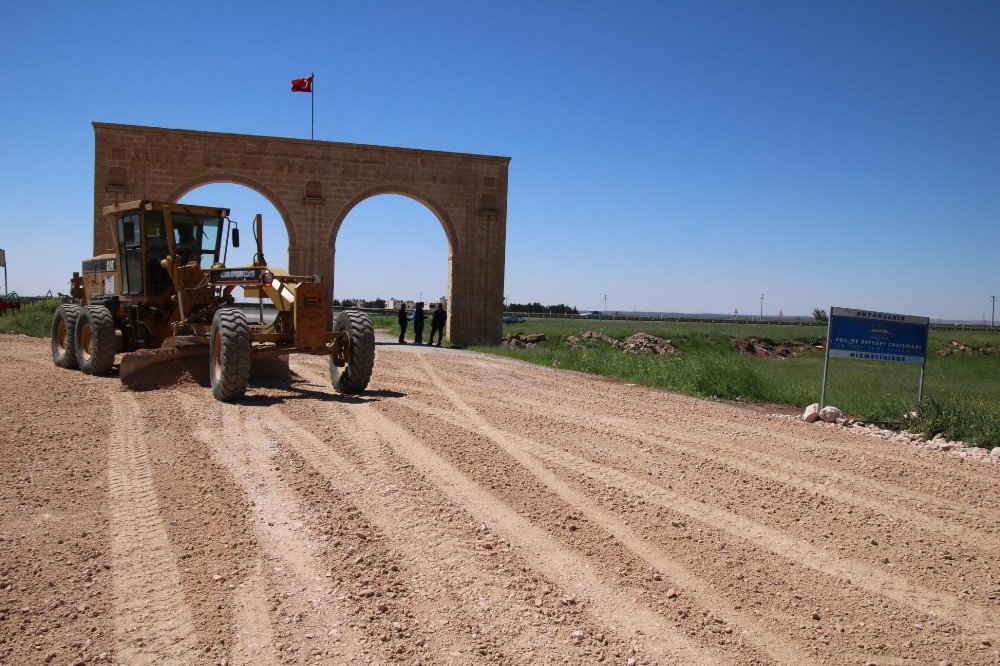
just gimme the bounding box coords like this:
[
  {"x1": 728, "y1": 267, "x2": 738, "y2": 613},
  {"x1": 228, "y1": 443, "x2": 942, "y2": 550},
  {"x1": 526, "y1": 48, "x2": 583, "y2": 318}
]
[
  {"x1": 827, "y1": 307, "x2": 929, "y2": 365},
  {"x1": 821, "y1": 307, "x2": 930, "y2": 407}
]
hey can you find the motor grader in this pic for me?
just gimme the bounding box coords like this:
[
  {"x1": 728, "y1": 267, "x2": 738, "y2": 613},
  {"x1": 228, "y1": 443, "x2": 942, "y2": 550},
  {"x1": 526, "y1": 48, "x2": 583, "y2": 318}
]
[{"x1": 51, "y1": 200, "x2": 375, "y2": 400}]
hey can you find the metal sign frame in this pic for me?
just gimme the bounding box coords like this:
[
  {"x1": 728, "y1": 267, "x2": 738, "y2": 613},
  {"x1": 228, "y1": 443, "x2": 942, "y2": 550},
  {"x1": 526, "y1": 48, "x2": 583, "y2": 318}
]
[{"x1": 820, "y1": 306, "x2": 930, "y2": 407}]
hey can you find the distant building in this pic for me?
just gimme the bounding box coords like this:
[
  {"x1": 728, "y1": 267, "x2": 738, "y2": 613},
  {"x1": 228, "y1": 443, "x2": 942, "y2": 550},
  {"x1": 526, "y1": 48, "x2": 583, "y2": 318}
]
[{"x1": 386, "y1": 297, "x2": 447, "y2": 311}]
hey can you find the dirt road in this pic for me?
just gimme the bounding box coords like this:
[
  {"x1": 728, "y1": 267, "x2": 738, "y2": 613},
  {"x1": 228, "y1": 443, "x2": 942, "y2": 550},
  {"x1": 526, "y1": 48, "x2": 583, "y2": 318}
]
[{"x1": 1, "y1": 332, "x2": 997, "y2": 665}]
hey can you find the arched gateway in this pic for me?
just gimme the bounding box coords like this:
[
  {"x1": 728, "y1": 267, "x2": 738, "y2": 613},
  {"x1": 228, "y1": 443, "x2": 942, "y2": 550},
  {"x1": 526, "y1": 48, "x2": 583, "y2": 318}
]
[{"x1": 92, "y1": 123, "x2": 510, "y2": 344}]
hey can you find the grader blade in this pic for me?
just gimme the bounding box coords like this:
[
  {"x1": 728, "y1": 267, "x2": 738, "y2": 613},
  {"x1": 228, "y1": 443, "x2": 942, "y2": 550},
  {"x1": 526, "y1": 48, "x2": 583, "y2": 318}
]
[{"x1": 119, "y1": 345, "x2": 207, "y2": 384}]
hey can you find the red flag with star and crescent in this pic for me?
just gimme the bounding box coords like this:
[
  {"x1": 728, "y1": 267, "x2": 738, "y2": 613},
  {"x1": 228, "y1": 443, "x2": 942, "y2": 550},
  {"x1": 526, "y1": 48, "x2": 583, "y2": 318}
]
[{"x1": 291, "y1": 76, "x2": 313, "y2": 93}]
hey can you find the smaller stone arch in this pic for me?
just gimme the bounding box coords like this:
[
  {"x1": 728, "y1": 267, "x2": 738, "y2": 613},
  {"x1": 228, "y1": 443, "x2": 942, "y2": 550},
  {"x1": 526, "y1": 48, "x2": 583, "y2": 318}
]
[
  {"x1": 166, "y1": 173, "x2": 298, "y2": 250},
  {"x1": 326, "y1": 185, "x2": 459, "y2": 255}
]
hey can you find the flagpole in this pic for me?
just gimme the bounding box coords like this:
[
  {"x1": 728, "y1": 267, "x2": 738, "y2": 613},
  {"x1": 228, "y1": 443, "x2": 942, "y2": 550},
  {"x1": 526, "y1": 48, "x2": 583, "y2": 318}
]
[{"x1": 311, "y1": 72, "x2": 315, "y2": 140}]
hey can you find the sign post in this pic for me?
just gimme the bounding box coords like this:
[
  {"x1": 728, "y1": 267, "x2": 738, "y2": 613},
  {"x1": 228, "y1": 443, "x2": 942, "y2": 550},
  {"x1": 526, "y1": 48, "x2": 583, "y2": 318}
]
[{"x1": 820, "y1": 306, "x2": 930, "y2": 408}]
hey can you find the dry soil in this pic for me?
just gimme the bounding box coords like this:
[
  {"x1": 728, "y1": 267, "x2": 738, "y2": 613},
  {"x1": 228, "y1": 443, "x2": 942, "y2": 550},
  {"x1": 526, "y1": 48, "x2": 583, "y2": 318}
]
[{"x1": 1, "y1": 332, "x2": 997, "y2": 665}]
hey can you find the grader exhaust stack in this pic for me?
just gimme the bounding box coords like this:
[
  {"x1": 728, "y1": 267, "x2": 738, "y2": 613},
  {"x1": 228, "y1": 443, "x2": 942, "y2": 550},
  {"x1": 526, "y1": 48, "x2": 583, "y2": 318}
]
[{"x1": 52, "y1": 200, "x2": 375, "y2": 401}]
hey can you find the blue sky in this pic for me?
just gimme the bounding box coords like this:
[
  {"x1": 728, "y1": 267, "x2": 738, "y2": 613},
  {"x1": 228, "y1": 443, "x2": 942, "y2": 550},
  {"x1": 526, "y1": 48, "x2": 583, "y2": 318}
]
[{"x1": 1, "y1": 1, "x2": 998, "y2": 319}]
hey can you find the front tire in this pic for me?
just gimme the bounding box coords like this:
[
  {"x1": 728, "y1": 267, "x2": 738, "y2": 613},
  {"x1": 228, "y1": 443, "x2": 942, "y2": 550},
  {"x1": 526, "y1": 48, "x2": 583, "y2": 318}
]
[
  {"x1": 330, "y1": 310, "x2": 375, "y2": 394},
  {"x1": 210, "y1": 308, "x2": 251, "y2": 401},
  {"x1": 75, "y1": 305, "x2": 117, "y2": 375},
  {"x1": 51, "y1": 304, "x2": 82, "y2": 369}
]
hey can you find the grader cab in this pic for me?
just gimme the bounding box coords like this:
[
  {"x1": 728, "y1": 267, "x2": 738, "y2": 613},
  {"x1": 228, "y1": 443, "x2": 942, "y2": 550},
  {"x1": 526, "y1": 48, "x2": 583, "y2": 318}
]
[{"x1": 51, "y1": 200, "x2": 374, "y2": 400}]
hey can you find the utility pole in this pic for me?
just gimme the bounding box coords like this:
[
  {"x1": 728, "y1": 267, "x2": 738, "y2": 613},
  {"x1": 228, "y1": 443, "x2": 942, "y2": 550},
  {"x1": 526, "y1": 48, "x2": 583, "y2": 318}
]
[
  {"x1": 603, "y1": 294, "x2": 607, "y2": 313},
  {"x1": 760, "y1": 293, "x2": 764, "y2": 322},
  {"x1": 991, "y1": 295, "x2": 996, "y2": 329}
]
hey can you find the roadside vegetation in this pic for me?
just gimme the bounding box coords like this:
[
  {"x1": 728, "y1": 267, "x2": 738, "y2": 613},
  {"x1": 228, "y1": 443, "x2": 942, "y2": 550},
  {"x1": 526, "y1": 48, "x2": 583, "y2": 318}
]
[
  {"x1": 471, "y1": 319, "x2": 1000, "y2": 449},
  {"x1": 0, "y1": 297, "x2": 61, "y2": 338}
]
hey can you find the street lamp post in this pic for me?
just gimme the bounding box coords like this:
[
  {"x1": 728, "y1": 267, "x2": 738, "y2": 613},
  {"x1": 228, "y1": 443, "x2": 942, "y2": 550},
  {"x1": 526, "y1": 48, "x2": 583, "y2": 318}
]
[{"x1": 991, "y1": 295, "x2": 996, "y2": 329}]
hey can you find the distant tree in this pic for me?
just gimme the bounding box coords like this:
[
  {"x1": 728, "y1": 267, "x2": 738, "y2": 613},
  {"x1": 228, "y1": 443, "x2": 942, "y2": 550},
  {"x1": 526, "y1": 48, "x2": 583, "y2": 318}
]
[
  {"x1": 371, "y1": 297, "x2": 386, "y2": 309},
  {"x1": 508, "y1": 302, "x2": 579, "y2": 315},
  {"x1": 812, "y1": 308, "x2": 829, "y2": 323}
]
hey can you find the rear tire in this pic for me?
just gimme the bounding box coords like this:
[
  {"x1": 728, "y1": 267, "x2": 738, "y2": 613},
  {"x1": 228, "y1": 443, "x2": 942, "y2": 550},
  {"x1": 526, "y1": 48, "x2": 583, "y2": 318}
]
[
  {"x1": 330, "y1": 310, "x2": 375, "y2": 394},
  {"x1": 75, "y1": 305, "x2": 117, "y2": 375},
  {"x1": 51, "y1": 304, "x2": 82, "y2": 369},
  {"x1": 210, "y1": 308, "x2": 251, "y2": 401}
]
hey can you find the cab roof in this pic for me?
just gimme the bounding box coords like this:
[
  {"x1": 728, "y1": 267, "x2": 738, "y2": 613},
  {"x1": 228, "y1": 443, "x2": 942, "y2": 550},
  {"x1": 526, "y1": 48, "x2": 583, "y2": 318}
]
[{"x1": 102, "y1": 200, "x2": 229, "y2": 218}]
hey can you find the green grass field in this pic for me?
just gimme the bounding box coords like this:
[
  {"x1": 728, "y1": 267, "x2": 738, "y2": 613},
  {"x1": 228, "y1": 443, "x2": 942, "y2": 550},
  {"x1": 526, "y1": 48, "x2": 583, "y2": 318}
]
[{"x1": 469, "y1": 319, "x2": 1000, "y2": 449}]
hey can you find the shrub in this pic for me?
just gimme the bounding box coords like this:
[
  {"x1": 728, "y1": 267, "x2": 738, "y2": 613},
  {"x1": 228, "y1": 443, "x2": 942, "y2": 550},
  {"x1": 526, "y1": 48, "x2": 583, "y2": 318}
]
[
  {"x1": 687, "y1": 353, "x2": 771, "y2": 402},
  {"x1": 914, "y1": 395, "x2": 1000, "y2": 448},
  {"x1": 0, "y1": 298, "x2": 62, "y2": 338}
]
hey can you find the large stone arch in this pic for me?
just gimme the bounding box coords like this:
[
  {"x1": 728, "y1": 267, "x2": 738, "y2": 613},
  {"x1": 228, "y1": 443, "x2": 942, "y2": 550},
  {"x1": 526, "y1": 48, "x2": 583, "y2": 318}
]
[{"x1": 93, "y1": 122, "x2": 510, "y2": 343}]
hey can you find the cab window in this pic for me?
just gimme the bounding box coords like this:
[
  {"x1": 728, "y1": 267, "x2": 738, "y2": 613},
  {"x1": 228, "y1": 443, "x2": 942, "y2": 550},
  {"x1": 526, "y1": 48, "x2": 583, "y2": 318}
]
[
  {"x1": 143, "y1": 210, "x2": 170, "y2": 296},
  {"x1": 117, "y1": 213, "x2": 142, "y2": 295},
  {"x1": 169, "y1": 212, "x2": 223, "y2": 269}
]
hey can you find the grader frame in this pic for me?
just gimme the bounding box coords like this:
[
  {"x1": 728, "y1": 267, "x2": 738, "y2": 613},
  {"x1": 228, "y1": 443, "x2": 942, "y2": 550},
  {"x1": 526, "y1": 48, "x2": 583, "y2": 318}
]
[{"x1": 51, "y1": 200, "x2": 375, "y2": 400}]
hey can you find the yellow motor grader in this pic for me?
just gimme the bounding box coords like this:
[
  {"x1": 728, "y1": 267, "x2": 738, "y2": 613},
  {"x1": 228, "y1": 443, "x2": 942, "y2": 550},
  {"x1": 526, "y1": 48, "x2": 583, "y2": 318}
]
[{"x1": 51, "y1": 200, "x2": 374, "y2": 401}]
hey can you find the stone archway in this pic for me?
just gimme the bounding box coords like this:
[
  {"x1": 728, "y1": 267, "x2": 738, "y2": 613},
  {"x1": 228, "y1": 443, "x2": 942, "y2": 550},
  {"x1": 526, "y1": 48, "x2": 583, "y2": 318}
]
[{"x1": 92, "y1": 122, "x2": 510, "y2": 344}]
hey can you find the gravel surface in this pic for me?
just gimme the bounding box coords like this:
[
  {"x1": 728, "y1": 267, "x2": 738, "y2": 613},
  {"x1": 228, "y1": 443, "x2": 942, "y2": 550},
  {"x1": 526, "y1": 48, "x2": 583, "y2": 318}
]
[{"x1": 1, "y1": 332, "x2": 997, "y2": 665}]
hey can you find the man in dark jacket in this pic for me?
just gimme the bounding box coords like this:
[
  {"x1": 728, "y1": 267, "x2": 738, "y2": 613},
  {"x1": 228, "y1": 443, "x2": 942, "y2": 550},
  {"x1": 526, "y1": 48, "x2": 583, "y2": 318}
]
[
  {"x1": 397, "y1": 303, "x2": 408, "y2": 344},
  {"x1": 413, "y1": 302, "x2": 427, "y2": 345},
  {"x1": 429, "y1": 305, "x2": 447, "y2": 346}
]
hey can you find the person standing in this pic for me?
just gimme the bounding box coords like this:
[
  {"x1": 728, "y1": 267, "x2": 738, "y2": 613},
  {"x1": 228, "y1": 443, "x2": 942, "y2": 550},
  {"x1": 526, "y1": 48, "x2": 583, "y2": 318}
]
[
  {"x1": 413, "y1": 302, "x2": 427, "y2": 345},
  {"x1": 397, "y1": 303, "x2": 409, "y2": 344},
  {"x1": 429, "y1": 305, "x2": 447, "y2": 346}
]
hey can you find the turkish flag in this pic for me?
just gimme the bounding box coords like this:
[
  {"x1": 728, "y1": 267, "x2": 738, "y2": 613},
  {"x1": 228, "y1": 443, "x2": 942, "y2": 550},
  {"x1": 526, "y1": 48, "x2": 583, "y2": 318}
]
[{"x1": 291, "y1": 76, "x2": 313, "y2": 93}]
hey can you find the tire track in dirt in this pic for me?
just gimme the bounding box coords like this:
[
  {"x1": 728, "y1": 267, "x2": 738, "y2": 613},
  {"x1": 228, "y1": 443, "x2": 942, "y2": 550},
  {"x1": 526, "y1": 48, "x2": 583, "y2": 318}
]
[
  {"x1": 107, "y1": 392, "x2": 200, "y2": 664},
  {"x1": 175, "y1": 391, "x2": 364, "y2": 664},
  {"x1": 393, "y1": 351, "x2": 1000, "y2": 662},
  {"x1": 394, "y1": 389, "x2": 998, "y2": 637},
  {"x1": 229, "y1": 562, "x2": 274, "y2": 665},
  {"x1": 529, "y1": 431, "x2": 996, "y2": 637},
  {"x1": 444, "y1": 384, "x2": 1000, "y2": 579},
  {"x1": 405, "y1": 356, "x2": 999, "y2": 507},
  {"x1": 356, "y1": 406, "x2": 725, "y2": 665},
  {"x1": 291, "y1": 355, "x2": 724, "y2": 665},
  {"x1": 456, "y1": 384, "x2": 1000, "y2": 554},
  {"x1": 617, "y1": 386, "x2": 993, "y2": 503},
  {"x1": 450, "y1": 384, "x2": 999, "y2": 550},
  {"x1": 256, "y1": 392, "x2": 636, "y2": 663},
  {"x1": 408, "y1": 354, "x2": 815, "y2": 665}
]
